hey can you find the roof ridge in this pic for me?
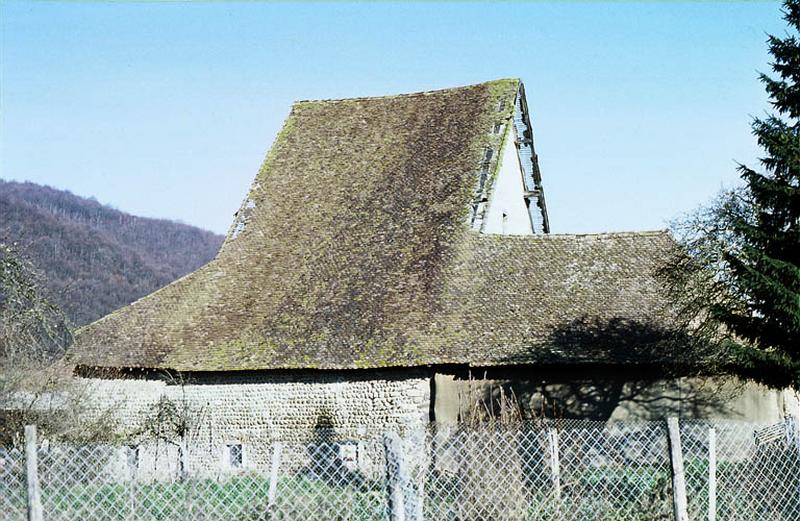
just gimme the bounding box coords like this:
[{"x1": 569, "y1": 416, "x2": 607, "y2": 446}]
[
  {"x1": 478, "y1": 229, "x2": 670, "y2": 240},
  {"x1": 293, "y1": 78, "x2": 520, "y2": 105}
]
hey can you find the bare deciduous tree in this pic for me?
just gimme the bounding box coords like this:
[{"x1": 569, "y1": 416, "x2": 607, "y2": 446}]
[{"x1": 0, "y1": 240, "x2": 117, "y2": 445}]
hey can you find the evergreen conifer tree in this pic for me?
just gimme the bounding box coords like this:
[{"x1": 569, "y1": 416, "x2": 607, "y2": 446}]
[{"x1": 703, "y1": 0, "x2": 800, "y2": 377}]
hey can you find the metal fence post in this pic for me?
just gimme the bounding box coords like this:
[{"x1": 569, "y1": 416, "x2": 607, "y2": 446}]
[
  {"x1": 24, "y1": 425, "x2": 43, "y2": 521},
  {"x1": 708, "y1": 427, "x2": 716, "y2": 521},
  {"x1": 267, "y1": 442, "x2": 283, "y2": 512},
  {"x1": 667, "y1": 417, "x2": 690, "y2": 521}
]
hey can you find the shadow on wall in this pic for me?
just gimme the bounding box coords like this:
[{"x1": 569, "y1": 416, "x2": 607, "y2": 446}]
[
  {"x1": 302, "y1": 409, "x2": 366, "y2": 489},
  {"x1": 460, "y1": 317, "x2": 732, "y2": 421},
  {"x1": 468, "y1": 377, "x2": 736, "y2": 422}
]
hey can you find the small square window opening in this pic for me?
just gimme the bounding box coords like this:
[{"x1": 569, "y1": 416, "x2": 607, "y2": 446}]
[
  {"x1": 127, "y1": 445, "x2": 139, "y2": 470},
  {"x1": 228, "y1": 444, "x2": 243, "y2": 469}
]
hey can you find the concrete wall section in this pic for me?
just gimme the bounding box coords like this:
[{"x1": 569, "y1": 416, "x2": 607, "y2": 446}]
[{"x1": 434, "y1": 372, "x2": 800, "y2": 424}]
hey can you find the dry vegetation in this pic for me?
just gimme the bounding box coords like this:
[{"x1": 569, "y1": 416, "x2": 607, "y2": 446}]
[{"x1": 0, "y1": 241, "x2": 116, "y2": 445}]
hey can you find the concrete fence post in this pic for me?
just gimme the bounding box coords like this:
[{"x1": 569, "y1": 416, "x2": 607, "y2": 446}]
[
  {"x1": 127, "y1": 445, "x2": 137, "y2": 521},
  {"x1": 24, "y1": 425, "x2": 43, "y2": 521},
  {"x1": 267, "y1": 442, "x2": 283, "y2": 512},
  {"x1": 179, "y1": 439, "x2": 191, "y2": 521},
  {"x1": 409, "y1": 428, "x2": 426, "y2": 521},
  {"x1": 667, "y1": 417, "x2": 690, "y2": 521},
  {"x1": 548, "y1": 427, "x2": 561, "y2": 504},
  {"x1": 790, "y1": 415, "x2": 800, "y2": 518},
  {"x1": 383, "y1": 432, "x2": 408, "y2": 521},
  {"x1": 708, "y1": 427, "x2": 716, "y2": 521}
]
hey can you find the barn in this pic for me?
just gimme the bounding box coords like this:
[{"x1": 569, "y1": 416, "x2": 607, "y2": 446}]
[{"x1": 68, "y1": 79, "x2": 799, "y2": 456}]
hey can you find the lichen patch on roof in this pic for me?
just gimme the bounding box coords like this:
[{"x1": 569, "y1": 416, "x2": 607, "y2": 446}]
[{"x1": 70, "y1": 80, "x2": 678, "y2": 371}]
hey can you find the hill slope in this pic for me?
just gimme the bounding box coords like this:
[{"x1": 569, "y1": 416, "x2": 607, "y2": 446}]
[{"x1": 0, "y1": 180, "x2": 224, "y2": 326}]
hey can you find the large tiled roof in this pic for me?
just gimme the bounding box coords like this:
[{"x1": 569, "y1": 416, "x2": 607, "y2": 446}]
[
  {"x1": 70, "y1": 79, "x2": 679, "y2": 371},
  {"x1": 442, "y1": 232, "x2": 678, "y2": 367}
]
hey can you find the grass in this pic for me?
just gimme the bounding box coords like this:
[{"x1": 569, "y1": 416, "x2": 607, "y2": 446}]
[
  {"x1": 0, "y1": 481, "x2": 27, "y2": 521},
  {"x1": 2, "y1": 462, "x2": 796, "y2": 521},
  {"x1": 34, "y1": 474, "x2": 383, "y2": 521},
  {"x1": 683, "y1": 454, "x2": 800, "y2": 521}
]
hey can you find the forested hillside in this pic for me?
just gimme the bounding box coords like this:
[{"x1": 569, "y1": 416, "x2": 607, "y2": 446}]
[{"x1": 0, "y1": 180, "x2": 224, "y2": 326}]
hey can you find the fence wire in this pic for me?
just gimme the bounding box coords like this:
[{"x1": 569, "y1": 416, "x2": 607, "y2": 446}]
[
  {"x1": 1, "y1": 419, "x2": 799, "y2": 520},
  {"x1": 0, "y1": 446, "x2": 26, "y2": 519},
  {"x1": 681, "y1": 420, "x2": 800, "y2": 521}
]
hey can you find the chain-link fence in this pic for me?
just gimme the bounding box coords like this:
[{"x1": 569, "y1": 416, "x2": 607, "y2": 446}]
[
  {"x1": 2, "y1": 419, "x2": 799, "y2": 520},
  {"x1": 680, "y1": 419, "x2": 800, "y2": 521},
  {"x1": 0, "y1": 446, "x2": 27, "y2": 519}
]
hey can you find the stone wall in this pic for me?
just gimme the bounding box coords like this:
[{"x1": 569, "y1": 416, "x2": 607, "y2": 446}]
[
  {"x1": 78, "y1": 365, "x2": 800, "y2": 477},
  {"x1": 81, "y1": 369, "x2": 431, "y2": 476}
]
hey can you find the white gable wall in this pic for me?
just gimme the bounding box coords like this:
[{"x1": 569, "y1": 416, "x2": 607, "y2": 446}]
[{"x1": 482, "y1": 124, "x2": 533, "y2": 235}]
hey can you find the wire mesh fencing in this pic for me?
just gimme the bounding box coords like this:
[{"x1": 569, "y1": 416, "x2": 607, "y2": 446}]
[
  {"x1": 0, "y1": 446, "x2": 27, "y2": 519},
  {"x1": 2, "y1": 419, "x2": 799, "y2": 521},
  {"x1": 681, "y1": 419, "x2": 800, "y2": 521}
]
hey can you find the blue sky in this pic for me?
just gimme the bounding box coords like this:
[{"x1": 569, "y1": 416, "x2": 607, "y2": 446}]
[{"x1": 0, "y1": 1, "x2": 788, "y2": 235}]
